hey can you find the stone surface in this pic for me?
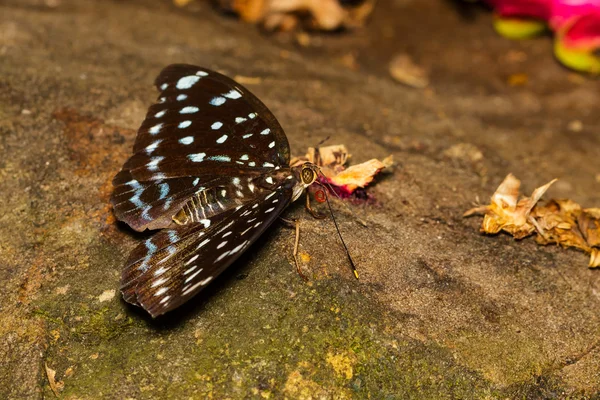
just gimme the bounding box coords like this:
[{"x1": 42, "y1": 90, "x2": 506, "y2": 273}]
[{"x1": 1, "y1": 0, "x2": 599, "y2": 398}]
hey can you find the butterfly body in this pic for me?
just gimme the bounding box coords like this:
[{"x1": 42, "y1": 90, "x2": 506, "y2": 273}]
[{"x1": 111, "y1": 64, "x2": 318, "y2": 317}]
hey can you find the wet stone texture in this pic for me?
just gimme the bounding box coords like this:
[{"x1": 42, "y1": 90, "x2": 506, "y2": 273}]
[{"x1": 1, "y1": 0, "x2": 600, "y2": 398}]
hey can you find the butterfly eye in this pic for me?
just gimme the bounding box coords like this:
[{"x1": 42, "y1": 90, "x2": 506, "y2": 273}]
[{"x1": 301, "y1": 167, "x2": 316, "y2": 185}]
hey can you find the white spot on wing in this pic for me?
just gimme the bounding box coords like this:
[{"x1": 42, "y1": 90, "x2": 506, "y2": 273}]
[
  {"x1": 179, "y1": 120, "x2": 192, "y2": 129},
  {"x1": 176, "y1": 75, "x2": 201, "y2": 89},
  {"x1": 147, "y1": 156, "x2": 164, "y2": 171},
  {"x1": 149, "y1": 123, "x2": 163, "y2": 135},
  {"x1": 185, "y1": 268, "x2": 203, "y2": 283},
  {"x1": 158, "y1": 183, "x2": 169, "y2": 200},
  {"x1": 214, "y1": 251, "x2": 230, "y2": 263},
  {"x1": 216, "y1": 135, "x2": 228, "y2": 144},
  {"x1": 185, "y1": 255, "x2": 199, "y2": 266},
  {"x1": 182, "y1": 276, "x2": 213, "y2": 296},
  {"x1": 230, "y1": 240, "x2": 249, "y2": 255},
  {"x1": 208, "y1": 155, "x2": 231, "y2": 162},
  {"x1": 180, "y1": 136, "x2": 194, "y2": 145},
  {"x1": 211, "y1": 121, "x2": 223, "y2": 130},
  {"x1": 180, "y1": 106, "x2": 199, "y2": 114},
  {"x1": 177, "y1": 94, "x2": 187, "y2": 101},
  {"x1": 145, "y1": 139, "x2": 162, "y2": 154},
  {"x1": 189, "y1": 153, "x2": 206, "y2": 162},
  {"x1": 184, "y1": 265, "x2": 198, "y2": 275},
  {"x1": 210, "y1": 97, "x2": 226, "y2": 106},
  {"x1": 197, "y1": 238, "x2": 210, "y2": 249},
  {"x1": 151, "y1": 278, "x2": 167, "y2": 288},
  {"x1": 155, "y1": 110, "x2": 166, "y2": 118},
  {"x1": 224, "y1": 89, "x2": 242, "y2": 99},
  {"x1": 260, "y1": 128, "x2": 270, "y2": 135}
]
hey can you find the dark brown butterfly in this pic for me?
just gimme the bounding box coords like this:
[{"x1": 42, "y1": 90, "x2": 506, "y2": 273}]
[{"x1": 111, "y1": 64, "x2": 337, "y2": 317}]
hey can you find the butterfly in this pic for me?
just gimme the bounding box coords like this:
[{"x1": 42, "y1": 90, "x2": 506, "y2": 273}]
[{"x1": 111, "y1": 64, "x2": 349, "y2": 318}]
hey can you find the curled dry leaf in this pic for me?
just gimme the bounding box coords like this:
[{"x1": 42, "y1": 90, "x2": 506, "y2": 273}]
[
  {"x1": 464, "y1": 173, "x2": 556, "y2": 239},
  {"x1": 291, "y1": 144, "x2": 391, "y2": 196},
  {"x1": 465, "y1": 174, "x2": 600, "y2": 268},
  {"x1": 216, "y1": 0, "x2": 376, "y2": 31}
]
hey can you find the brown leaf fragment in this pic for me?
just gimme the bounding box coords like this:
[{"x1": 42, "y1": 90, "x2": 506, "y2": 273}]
[
  {"x1": 532, "y1": 199, "x2": 590, "y2": 251},
  {"x1": 464, "y1": 174, "x2": 557, "y2": 239},
  {"x1": 579, "y1": 208, "x2": 600, "y2": 247},
  {"x1": 45, "y1": 363, "x2": 64, "y2": 397},
  {"x1": 216, "y1": 0, "x2": 376, "y2": 31}
]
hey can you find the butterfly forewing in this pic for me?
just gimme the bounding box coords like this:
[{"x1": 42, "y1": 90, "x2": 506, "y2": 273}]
[{"x1": 111, "y1": 64, "x2": 291, "y2": 232}]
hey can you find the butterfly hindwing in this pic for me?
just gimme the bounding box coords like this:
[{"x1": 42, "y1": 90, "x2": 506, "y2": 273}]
[{"x1": 121, "y1": 181, "x2": 295, "y2": 317}]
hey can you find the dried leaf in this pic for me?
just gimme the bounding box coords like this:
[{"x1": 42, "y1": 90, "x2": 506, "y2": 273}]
[
  {"x1": 464, "y1": 174, "x2": 556, "y2": 239},
  {"x1": 532, "y1": 199, "x2": 590, "y2": 251},
  {"x1": 588, "y1": 251, "x2": 600, "y2": 268},
  {"x1": 579, "y1": 208, "x2": 600, "y2": 247},
  {"x1": 45, "y1": 363, "x2": 63, "y2": 397},
  {"x1": 465, "y1": 174, "x2": 600, "y2": 268},
  {"x1": 216, "y1": 0, "x2": 376, "y2": 31}
]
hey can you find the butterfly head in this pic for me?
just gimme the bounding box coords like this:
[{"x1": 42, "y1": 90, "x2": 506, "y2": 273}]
[
  {"x1": 300, "y1": 163, "x2": 319, "y2": 185},
  {"x1": 291, "y1": 162, "x2": 320, "y2": 202}
]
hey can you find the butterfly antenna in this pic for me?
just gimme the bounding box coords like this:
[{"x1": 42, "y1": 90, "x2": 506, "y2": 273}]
[
  {"x1": 312, "y1": 136, "x2": 330, "y2": 167},
  {"x1": 315, "y1": 181, "x2": 359, "y2": 280},
  {"x1": 315, "y1": 135, "x2": 330, "y2": 147}
]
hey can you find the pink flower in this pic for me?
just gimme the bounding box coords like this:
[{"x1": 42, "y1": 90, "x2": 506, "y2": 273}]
[{"x1": 483, "y1": 0, "x2": 600, "y2": 73}]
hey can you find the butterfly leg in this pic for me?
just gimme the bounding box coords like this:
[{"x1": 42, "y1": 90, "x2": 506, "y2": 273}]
[
  {"x1": 280, "y1": 217, "x2": 308, "y2": 281},
  {"x1": 305, "y1": 192, "x2": 327, "y2": 220}
]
